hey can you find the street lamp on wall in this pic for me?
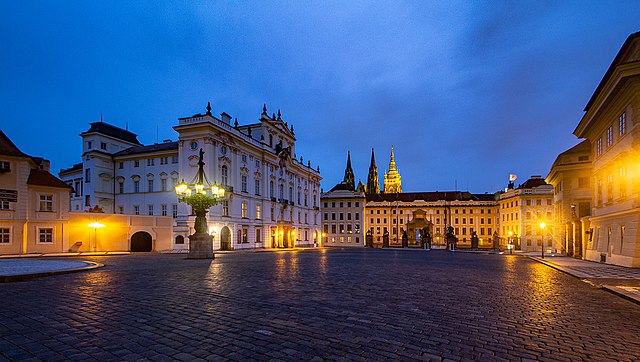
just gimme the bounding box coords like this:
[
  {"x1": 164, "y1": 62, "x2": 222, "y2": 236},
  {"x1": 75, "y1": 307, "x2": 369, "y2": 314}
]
[
  {"x1": 87, "y1": 221, "x2": 105, "y2": 252},
  {"x1": 539, "y1": 222, "x2": 546, "y2": 259}
]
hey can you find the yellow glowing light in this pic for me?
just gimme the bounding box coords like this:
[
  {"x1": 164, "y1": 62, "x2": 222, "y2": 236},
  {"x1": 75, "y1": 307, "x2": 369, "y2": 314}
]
[
  {"x1": 88, "y1": 221, "x2": 105, "y2": 229},
  {"x1": 211, "y1": 184, "x2": 219, "y2": 195},
  {"x1": 279, "y1": 230, "x2": 284, "y2": 236},
  {"x1": 508, "y1": 231, "x2": 513, "y2": 237},
  {"x1": 539, "y1": 222, "x2": 546, "y2": 230},
  {"x1": 218, "y1": 187, "x2": 225, "y2": 198},
  {"x1": 175, "y1": 182, "x2": 188, "y2": 195},
  {"x1": 195, "y1": 183, "x2": 204, "y2": 194},
  {"x1": 322, "y1": 232, "x2": 326, "y2": 237}
]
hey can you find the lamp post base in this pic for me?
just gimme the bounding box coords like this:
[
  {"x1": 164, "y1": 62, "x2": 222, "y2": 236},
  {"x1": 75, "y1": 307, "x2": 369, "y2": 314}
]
[{"x1": 188, "y1": 233, "x2": 214, "y2": 259}]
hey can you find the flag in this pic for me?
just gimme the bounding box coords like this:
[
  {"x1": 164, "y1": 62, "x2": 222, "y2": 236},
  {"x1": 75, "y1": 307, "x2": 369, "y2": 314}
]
[{"x1": 509, "y1": 174, "x2": 517, "y2": 181}]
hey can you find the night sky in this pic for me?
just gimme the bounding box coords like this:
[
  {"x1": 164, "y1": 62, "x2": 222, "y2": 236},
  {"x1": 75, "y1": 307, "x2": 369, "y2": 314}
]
[{"x1": 1, "y1": 2, "x2": 639, "y2": 193}]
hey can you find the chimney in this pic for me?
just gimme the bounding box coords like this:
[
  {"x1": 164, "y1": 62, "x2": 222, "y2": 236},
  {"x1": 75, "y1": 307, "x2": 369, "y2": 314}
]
[{"x1": 220, "y1": 112, "x2": 232, "y2": 124}]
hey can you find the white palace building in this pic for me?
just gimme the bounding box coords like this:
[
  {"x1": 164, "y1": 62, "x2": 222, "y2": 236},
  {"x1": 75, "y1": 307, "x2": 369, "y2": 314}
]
[{"x1": 59, "y1": 102, "x2": 322, "y2": 251}]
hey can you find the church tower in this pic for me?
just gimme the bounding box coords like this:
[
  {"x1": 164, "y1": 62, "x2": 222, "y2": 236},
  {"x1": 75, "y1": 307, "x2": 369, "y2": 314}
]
[
  {"x1": 383, "y1": 146, "x2": 402, "y2": 193},
  {"x1": 343, "y1": 151, "x2": 355, "y2": 190},
  {"x1": 366, "y1": 148, "x2": 380, "y2": 194}
]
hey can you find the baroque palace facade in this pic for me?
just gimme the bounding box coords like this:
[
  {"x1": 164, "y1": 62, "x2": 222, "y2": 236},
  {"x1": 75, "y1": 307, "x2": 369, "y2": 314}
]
[
  {"x1": 322, "y1": 148, "x2": 505, "y2": 250},
  {"x1": 59, "y1": 102, "x2": 322, "y2": 251}
]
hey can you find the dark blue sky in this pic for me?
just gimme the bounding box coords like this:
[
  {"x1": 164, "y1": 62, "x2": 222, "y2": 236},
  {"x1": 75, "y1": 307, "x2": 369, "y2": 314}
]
[{"x1": 1, "y1": 1, "x2": 639, "y2": 193}]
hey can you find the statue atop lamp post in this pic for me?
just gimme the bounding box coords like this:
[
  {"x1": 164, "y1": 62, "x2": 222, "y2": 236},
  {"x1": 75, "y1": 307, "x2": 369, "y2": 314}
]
[{"x1": 175, "y1": 149, "x2": 226, "y2": 259}]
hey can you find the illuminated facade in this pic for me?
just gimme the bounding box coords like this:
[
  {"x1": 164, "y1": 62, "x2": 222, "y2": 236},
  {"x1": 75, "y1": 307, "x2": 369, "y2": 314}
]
[
  {"x1": 60, "y1": 102, "x2": 322, "y2": 251},
  {"x1": 323, "y1": 150, "x2": 499, "y2": 249},
  {"x1": 546, "y1": 140, "x2": 592, "y2": 258},
  {"x1": 383, "y1": 146, "x2": 402, "y2": 193},
  {"x1": 0, "y1": 130, "x2": 72, "y2": 254},
  {"x1": 498, "y1": 176, "x2": 555, "y2": 252},
  {"x1": 573, "y1": 32, "x2": 640, "y2": 267}
]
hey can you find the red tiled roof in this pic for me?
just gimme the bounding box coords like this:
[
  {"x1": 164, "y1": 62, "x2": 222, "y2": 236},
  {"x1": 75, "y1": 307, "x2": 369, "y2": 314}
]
[{"x1": 27, "y1": 169, "x2": 72, "y2": 189}]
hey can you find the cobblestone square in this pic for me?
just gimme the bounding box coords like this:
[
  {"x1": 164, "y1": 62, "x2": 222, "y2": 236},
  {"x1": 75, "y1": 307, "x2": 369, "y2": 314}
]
[{"x1": 1, "y1": 249, "x2": 640, "y2": 361}]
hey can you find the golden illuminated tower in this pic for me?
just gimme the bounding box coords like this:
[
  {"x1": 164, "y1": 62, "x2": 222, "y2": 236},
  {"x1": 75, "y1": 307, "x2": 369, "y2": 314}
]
[{"x1": 383, "y1": 146, "x2": 402, "y2": 193}]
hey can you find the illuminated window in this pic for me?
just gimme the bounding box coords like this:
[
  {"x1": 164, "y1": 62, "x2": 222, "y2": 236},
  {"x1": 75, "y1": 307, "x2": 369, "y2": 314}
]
[
  {"x1": 241, "y1": 202, "x2": 248, "y2": 218},
  {"x1": 607, "y1": 126, "x2": 613, "y2": 147},
  {"x1": 256, "y1": 205, "x2": 261, "y2": 219},
  {"x1": 596, "y1": 138, "x2": 602, "y2": 156}
]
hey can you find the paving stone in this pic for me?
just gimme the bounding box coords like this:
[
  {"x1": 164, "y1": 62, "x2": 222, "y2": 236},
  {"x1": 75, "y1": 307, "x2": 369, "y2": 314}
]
[{"x1": 1, "y1": 251, "x2": 640, "y2": 360}]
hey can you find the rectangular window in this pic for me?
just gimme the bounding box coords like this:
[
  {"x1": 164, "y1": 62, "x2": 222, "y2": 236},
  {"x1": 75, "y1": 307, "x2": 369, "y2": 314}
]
[
  {"x1": 161, "y1": 178, "x2": 167, "y2": 192},
  {"x1": 85, "y1": 168, "x2": 91, "y2": 182},
  {"x1": 223, "y1": 201, "x2": 229, "y2": 216},
  {"x1": 0, "y1": 228, "x2": 9, "y2": 243},
  {"x1": 161, "y1": 204, "x2": 168, "y2": 216},
  {"x1": 118, "y1": 206, "x2": 124, "y2": 214},
  {"x1": 256, "y1": 228, "x2": 262, "y2": 243},
  {"x1": 0, "y1": 201, "x2": 10, "y2": 210},
  {"x1": 118, "y1": 162, "x2": 124, "y2": 169},
  {"x1": 241, "y1": 175, "x2": 247, "y2": 193},
  {"x1": 607, "y1": 126, "x2": 613, "y2": 147},
  {"x1": 160, "y1": 157, "x2": 168, "y2": 165},
  {"x1": 241, "y1": 202, "x2": 248, "y2": 218},
  {"x1": 619, "y1": 112, "x2": 626, "y2": 136},
  {"x1": 85, "y1": 195, "x2": 90, "y2": 207},
  {"x1": 256, "y1": 205, "x2": 261, "y2": 219},
  {"x1": 596, "y1": 138, "x2": 602, "y2": 156},
  {"x1": 134, "y1": 205, "x2": 140, "y2": 215},
  {"x1": 39, "y1": 195, "x2": 53, "y2": 212},
  {"x1": 39, "y1": 228, "x2": 53, "y2": 243},
  {"x1": 148, "y1": 179, "x2": 154, "y2": 192},
  {"x1": 147, "y1": 158, "x2": 154, "y2": 166},
  {"x1": 87, "y1": 141, "x2": 92, "y2": 149},
  {"x1": 134, "y1": 180, "x2": 140, "y2": 193},
  {"x1": 134, "y1": 160, "x2": 140, "y2": 167},
  {"x1": 172, "y1": 156, "x2": 179, "y2": 164},
  {"x1": 148, "y1": 205, "x2": 154, "y2": 216},
  {"x1": 100, "y1": 142, "x2": 107, "y2": 150},
  {"x1": 331, "y1": 224, "x2": 336, "y2": 233},
  {"x1": 578, "y1": 177, "x2": 589, "y2": 188},
  {"x1": 172, "y1": 204, "x2": 178, "y2": 218},
  {"x1": 255, "y1": 179, "x2": 260, "y2": 195},
  {"x1": 118, "y1": 181, "x2": 124, "y2": 194}
]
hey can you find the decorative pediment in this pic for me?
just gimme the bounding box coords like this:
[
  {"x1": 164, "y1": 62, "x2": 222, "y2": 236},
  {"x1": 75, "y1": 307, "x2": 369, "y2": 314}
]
[
  {"x1": 215, "y1": 132, "x2": 236, "y2": 145},
  {"x1": 218, "y1": 154, "x2": 231, "y2": 164},
  {"x1": 240, "y1": 165, "x2": 249, "y2": 175},
  {"x1": 254, "y1": 171, "x2": 262, "y2": 178}
]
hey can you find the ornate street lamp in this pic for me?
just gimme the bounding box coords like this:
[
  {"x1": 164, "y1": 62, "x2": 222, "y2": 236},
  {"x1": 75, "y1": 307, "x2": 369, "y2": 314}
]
[{"x1": 175, "y1": 149, "x2": 225, "y2": 259}]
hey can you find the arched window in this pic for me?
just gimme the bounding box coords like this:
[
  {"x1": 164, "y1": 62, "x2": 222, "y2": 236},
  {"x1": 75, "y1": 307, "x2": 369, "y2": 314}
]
[
  {"x1": 175, "y1": 235, "x2": 184, "y2": 244},
  {"x1": 279, "y1": 184, "x2": 284, "y2": 200},
  {"x1": 221, "y1": 165, "x2": 228, "y2": 186}
]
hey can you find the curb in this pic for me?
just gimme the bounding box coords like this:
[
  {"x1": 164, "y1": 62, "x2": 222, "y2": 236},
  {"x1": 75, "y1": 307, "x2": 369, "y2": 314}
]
[
  {"x1": 0, "y1": 261, "x2": 104, "y2": 283},
  {"x1": 528, "y1": 256, "x2": 640, "y2": 306}
]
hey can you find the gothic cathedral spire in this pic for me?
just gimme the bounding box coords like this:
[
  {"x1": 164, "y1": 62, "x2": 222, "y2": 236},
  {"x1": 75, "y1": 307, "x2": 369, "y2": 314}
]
[
  {"x1": 367, "y1": 148, "x2": 380, "y2": 194},
  {"x1": 343, "y1": 151, "x2": 355, "y2": 190},
  {"x1": 383, "y1": 145, "x2": 402, "y2": 193}
]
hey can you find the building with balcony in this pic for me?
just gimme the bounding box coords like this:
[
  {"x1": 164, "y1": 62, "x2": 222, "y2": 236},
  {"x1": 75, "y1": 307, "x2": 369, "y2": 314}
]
[
  {"x1": 60, "y1": 102, "x2": 322, "y2": 251},
  {"x1": 498, "y1": 176, "x2": 555, "y2": 252}
]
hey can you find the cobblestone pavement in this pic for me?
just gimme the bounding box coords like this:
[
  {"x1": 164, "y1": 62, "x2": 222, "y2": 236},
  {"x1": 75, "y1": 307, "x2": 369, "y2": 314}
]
[{"x1": 1, "y1": 249, "x2": 640, "y2": 361}]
